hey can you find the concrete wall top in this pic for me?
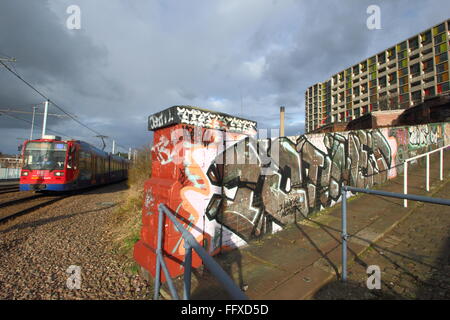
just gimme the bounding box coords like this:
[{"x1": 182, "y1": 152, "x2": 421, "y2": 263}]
[
  {"x1": 300, "y1": 120, "x2": 450, "y2": 141},
  {"x1": 148, "y1": 105, "x2": 257, "y2": 134}
]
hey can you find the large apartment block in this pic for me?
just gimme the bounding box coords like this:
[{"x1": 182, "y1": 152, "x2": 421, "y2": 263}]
[{"x1": 305, "y1": 19, "x2": 450, "y2": 133}]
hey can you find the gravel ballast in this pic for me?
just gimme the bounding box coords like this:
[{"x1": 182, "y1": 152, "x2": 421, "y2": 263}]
[{"x1": 0, "y1": 182, "x2": 152, "y2": 299}]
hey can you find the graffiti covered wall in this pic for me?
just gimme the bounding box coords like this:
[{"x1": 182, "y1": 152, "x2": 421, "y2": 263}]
[
  {"x1": 203, "y1": 122, "x2": 449, "y2": 246},
  {"x1": 134, "y1": 107, "x2": 450, "y2": 280}
]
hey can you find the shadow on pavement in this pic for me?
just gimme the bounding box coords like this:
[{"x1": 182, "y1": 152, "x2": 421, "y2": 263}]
[
  {"x1": 414, "y1": 236, "x2": 450, "y2": 299},
  {"x1": 189, "y1": 248, "x2": 245, "y2": 300},
  {"x1": 313, "y1": 278, "x2": 400, "y2": 300}
]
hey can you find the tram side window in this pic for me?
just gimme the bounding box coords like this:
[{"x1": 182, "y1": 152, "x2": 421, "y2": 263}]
[
  {"x1": 79, "y1": 152, "x2": 87, "y2": 171},
  {"x1": 66, "y1": 145, "x2": 77, "y2": 169},
  {"x1": 96, "y1": 157, "x2": 102, "y2": 175},
  {"x1": 79, "y1": 151, "x2": 92, "y2": 180},
  {"x1": 98, "y1": 158, "x2": 103, "y2": 175}
]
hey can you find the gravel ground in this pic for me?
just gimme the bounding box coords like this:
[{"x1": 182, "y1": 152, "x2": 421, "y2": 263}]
[
  {"x1": 0, "y1": 189, "x2": 35, "y2": 203},
  {"x1": 0, "y1": 182, "x2": 152, "y2": 299}
]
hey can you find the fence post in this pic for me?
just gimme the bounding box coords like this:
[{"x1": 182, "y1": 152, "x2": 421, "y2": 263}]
[
  {"x1": 404, "y1": 161, "x2": 408, "y2": 208},
  {"x1": 426, "y1": 153, "x2": 430, "y2": 192},
  {"x1": 153, "y1": 206, "x2": 164, "y2": 300},
  {"x1": 341, "y1": 186, "x2": 348, "y2": 282},
  {"x1": 440, "y1": 148, "x2": 444, "y2": 181},
  {"x1": 183, "y1": 243, "x2": 192, "y2": 300}
]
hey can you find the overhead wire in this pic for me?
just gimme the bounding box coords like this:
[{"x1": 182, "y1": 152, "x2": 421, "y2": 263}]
[
  {"x1": 0, "y1": 60, "x2": 130, "y2": 150},
  {"x1": 0, "y1": 111, "x2": 73, "y2": 140}
]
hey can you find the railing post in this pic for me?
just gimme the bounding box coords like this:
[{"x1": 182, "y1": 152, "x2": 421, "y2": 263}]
[
  {"x1": 153, "y1": 205, "x2": 165, "y2": 300},
  {"x1": 183, "y1": 243, "x2": 192, "y2": 300},
  {"x1": 426, "y1": 153, "x2": 430, "y2": 192},
  {"x1": 341, "y1": 185, "x2": 348, "y2": 282},
  {"x1": 158, "y1": 203, "x2": 248, "y2": 300},
  {"x1": 440, "y1": 148, "x2": 444, "y2": 181},
  {"x1": 404, "y1": 161, "x2": 408, "y2": 208}
]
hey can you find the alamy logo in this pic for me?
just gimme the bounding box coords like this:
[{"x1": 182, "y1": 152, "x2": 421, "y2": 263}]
[
  {"x1": 366, "y1": 265, "x2": 381, "y2": 289},
  {"x1": 366, "y1": 5, "x2": 381, "y2": 30},
  {"x1": 66, "y1": 5, "x2": 81, "y2": 30},
  {"x1": 66, "y1": 265, "x2": 81, "y2": 289}
]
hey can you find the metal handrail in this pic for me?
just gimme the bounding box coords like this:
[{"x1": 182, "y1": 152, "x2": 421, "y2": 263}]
[
  {"x1": 340, "y1": 185, "x2": 450, "y2": 281},
  {"x1": 403, "y1": 144, "x2": 448, "y2": 207},
  {"x1": 154, "y1": 203, "x2": 248, "y2": 300}
]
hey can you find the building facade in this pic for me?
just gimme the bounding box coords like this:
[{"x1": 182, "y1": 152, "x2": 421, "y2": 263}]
[{"x1": 305, "y1": 19, "x2": 450, "y2": 133}]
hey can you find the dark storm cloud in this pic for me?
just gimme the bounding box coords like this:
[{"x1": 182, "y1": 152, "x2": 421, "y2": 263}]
[
  {"x1": 265, "y1": 3, "x2": 367, "y2": 90},
  {"x1": 0, "y1": 0, "x2": 124, "y2": 153},
  {"x1": 0, "y1": 0, "x2": 109, "y2": 89}
]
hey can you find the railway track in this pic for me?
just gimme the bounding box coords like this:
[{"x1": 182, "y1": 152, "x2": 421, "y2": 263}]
[
  {"x1": 0, "y1": 184, "x2": 20, "y2": 195},
  {"x1": 0, "y1": 193, "x2": 69, "y2": 223},
  {"x1": 0, "y1": 181, "x2": 126, "y2": 224}
]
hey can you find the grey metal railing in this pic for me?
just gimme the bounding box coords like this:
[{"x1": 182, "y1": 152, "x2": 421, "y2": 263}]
[
  {"x1": 340, "y1": 185, "x2": 450, "y2": 281},
  {"x1": 154, "y1": 203, "x2": 248, "y2": 300}
]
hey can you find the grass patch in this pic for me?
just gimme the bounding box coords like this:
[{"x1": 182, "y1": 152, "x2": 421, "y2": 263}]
[{"x1": 112, "y1": 146, "x2": 151, "y2": 274}]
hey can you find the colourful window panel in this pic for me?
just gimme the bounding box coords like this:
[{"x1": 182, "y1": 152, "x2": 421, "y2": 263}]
[
  {"x1": 423, "y1": 58, "x2": 434, "y2": 72},
  {"x1": 435, "y1": 52, "x2": 448, "y2": 64},
  {"x1": 389, "y1": 72, "x2": 397, "y2": 82},
  {"x1": 388, "y1": 48, "x2": 395, "y2": 59},
  {"x1": 400, "y1": 59, "x2": 408, "y2": 68},
  {"x1": 434, "y1": 33, "x2": 446, "y2": 44},
  {"x1": 397, "y1": 42, "x2": 407, "y2": 51},
  {"x1": 400, "y1": 85, "x2": 409, "y2": 94},
  {"x1": 433, "y1": 26, "x2": 441, "y2": 36},
  {"x1": 411, "y1": 90, "x2": 421, "y2": 101},
  {"x1": 424, "y1": 87, "x2": 435, "y2": 97},
  {"x1": 440, "y1": 82, "x2": 450, "y2": 92},
  {"x1": 399, "y1": 93, "x2": 409, "y2": 103},
  {"x1": 399, "y1": 76, "x2": 409, "y2": 85},
  {"x1": 437, "y1": 72, "x2": 449, "y2": 83},
  {"x1": 399, "y1": 67, "x2": 408, "y2": 77},
  {"x1": 421, "y1": 31, "x2": 432, "y2": 45},
  {"x1": 397, "y1": 50, "x2": 407, "y2": 60},
  {"x1": 433, "y1": 23, "x2": 445, "y2": 36},
  {"x1": 435, "y1": 42, "x2": 448, "y2": 54}
]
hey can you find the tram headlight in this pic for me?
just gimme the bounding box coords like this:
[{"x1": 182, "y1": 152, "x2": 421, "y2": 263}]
[
  {"x1": 21, "y1": 171, "x2": 29, "y2": 176},
  {"x1": 54, "y1": 172, "x2": 64, "y2": 176}
]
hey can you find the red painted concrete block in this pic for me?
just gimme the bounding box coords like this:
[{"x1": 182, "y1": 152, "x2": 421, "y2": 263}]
[{"x1": 134, "y1": 106, "x2": 257, "y2": 281}]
